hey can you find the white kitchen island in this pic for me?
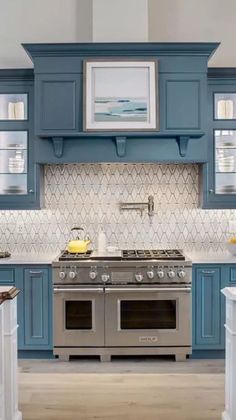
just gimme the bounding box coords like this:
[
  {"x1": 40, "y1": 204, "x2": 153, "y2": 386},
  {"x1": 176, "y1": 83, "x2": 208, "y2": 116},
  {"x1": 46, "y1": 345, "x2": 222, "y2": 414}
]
[
  {"x1": 221, "y1": 287, "x2": 236, "y2": 420},
  {"x1": 0, "y1": 286, "x2": 22, "y2": 420}
]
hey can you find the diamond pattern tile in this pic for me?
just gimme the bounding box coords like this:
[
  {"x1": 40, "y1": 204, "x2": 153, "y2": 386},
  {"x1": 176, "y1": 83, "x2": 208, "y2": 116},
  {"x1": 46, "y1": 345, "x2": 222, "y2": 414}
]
[{"x1": 0, "y1": 163, "x2": 235, "y2": 254}]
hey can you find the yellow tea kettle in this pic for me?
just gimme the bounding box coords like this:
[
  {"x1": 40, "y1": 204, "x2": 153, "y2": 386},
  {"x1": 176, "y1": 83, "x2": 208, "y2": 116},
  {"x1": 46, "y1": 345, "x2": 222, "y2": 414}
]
[{"x1": 67, "y1": 227, "x2": 91, "y2": 254}]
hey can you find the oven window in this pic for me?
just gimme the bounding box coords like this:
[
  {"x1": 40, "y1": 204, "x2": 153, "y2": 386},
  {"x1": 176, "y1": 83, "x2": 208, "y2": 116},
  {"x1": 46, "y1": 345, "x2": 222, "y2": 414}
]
[
  {"x1": 120, "y1": 300, "x2": 176, "y2": 329},
  {"x1": 65, "y1": 301, "x2": 92, "y2": 330}
]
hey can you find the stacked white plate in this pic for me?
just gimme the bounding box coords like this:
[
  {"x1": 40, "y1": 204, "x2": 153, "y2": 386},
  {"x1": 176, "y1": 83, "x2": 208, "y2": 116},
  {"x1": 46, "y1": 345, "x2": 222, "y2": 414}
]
[{"x1": 218, "y1": 155, "x2": 235, "y2": 172}]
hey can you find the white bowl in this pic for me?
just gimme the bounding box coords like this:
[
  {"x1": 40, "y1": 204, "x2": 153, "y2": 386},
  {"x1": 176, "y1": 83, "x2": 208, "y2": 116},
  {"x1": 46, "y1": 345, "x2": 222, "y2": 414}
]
[{"x1": 226, "y1": 242, "x2": 236, "y2": 255}]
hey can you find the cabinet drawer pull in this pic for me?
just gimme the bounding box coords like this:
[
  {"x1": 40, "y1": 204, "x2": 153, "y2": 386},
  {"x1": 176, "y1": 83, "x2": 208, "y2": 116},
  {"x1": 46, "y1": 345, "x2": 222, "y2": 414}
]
[
  {"x1": 29, "y1": 270, "x2": 43, "y2": 275},
  {"x1": 202, "y1": 270, "x2": 215, "y2": 274}
]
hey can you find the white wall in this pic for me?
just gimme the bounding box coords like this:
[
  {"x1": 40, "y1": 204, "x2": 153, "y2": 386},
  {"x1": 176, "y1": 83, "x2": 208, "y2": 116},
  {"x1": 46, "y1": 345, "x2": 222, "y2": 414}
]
[
  {"x1": 0, "y1": 0, "x2": 235, "y2": 70},
  {"x1": 93, "y1": 0, "x2": 148, "y2": 41},
  {"x1": 0, "y1": 0, "x2": 92, "y2": 68},
  {"x1": 149, "y1": 0, "x2": 236, "y2": 67}
]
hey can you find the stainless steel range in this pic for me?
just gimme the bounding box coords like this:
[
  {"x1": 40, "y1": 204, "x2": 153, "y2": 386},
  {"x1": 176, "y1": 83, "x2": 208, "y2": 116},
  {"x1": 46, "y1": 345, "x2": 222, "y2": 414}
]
[{"x1": 52, "y1": 249, "x2": 192, "y2": 362}]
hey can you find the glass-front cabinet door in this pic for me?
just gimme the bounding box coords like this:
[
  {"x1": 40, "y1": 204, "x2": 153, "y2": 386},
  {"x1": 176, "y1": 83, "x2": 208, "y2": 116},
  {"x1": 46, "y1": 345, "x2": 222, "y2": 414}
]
[
  {"x1": 201, "y1": 78, "x2": 236, "y2": 208},
  {"x1": 0, "y1": 131, "x2": 28, "y2": 195},
  {"x1": 215, "y1": 129, "x2": 236, "y2": 195},
  {"x1": 0, "y1": 72, "x2": 43, "y2": 209}
]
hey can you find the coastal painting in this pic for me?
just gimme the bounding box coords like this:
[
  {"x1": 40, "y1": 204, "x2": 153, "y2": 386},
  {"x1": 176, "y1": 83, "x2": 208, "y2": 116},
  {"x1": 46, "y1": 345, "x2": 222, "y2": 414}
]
[
  {"x1": 84, "y1": 60, "x2": 158, "y2": 131},
  {"x1": 94, "y1": 97, "x2": 148, "y2": 122}
]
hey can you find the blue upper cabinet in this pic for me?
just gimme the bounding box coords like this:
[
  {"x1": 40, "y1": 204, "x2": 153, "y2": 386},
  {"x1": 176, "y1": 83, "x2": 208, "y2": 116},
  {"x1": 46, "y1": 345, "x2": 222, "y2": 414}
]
[
  {"x1": 22, "y1": 42, "x2": 219, "y2": 164},
  {"x1": 0, "y1": 70, "x2": 43, "y2": 209},
  {"x1": 36, "y1": 73, "x2": 82, "y2": 134},
  {"x1": 201, "y1": 68, "x2": 236, "y2": 208}
]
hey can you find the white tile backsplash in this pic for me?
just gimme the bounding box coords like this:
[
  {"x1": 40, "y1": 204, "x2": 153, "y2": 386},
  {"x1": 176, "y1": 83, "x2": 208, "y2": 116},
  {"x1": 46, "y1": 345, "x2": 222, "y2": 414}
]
[{"x1": 0, "y1": 163, "x2": 235, "y2": 254}]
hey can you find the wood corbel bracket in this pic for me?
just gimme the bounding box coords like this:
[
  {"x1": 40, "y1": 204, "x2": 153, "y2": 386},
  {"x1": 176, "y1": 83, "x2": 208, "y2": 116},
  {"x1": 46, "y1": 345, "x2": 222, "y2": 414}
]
[
  {"x1": 114, "y1": 136, "x2": 127, "y2": 157},
  {"x1": 52, "y1": 137, "x2": 64, "y2": 158},
  {"x1": 176, "y1": 136, "x2": 190, "y2": 157}
]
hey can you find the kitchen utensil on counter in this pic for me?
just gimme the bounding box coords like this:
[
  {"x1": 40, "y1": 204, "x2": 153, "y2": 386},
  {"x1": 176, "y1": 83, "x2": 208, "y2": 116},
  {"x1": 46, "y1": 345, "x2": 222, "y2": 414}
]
[
  {"x1": 67, "y1": 227, "x2": 91, "y2": 253},
  {"x1": 97, "y1": 227, "x2": 107, "y2": 253},
  {"x1": 0, "y1": 251, "x2": 11, "y2": 258},
  {"x1": 226, "y1": 238, "x2": 236, "y2": 255}
]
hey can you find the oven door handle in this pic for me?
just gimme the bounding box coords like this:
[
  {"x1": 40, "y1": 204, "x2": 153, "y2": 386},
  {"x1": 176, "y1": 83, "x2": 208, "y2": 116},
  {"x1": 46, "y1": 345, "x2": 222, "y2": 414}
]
[
  {"x1": 105, "y1": 287, "x2": 191, "y2": 293},
  {"x1": 53, "y1": 287, "x2": 104, "y2": 293}
]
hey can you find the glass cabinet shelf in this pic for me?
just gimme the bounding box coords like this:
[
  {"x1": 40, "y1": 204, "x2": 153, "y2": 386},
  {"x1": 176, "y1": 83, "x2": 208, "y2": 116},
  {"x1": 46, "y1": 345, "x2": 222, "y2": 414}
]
[
  {"x1": 0, "y1": 131, "x2": 28, "y2": 195},
  {"x1": 0, "y1": 94, "x2": 27, "y2": 120}
]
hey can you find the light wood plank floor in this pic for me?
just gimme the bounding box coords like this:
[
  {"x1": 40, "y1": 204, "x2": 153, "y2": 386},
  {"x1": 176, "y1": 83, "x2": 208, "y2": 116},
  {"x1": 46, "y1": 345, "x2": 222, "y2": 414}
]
[{"x1": 19, "y1": 361, "x2": 225, "y2": 420}]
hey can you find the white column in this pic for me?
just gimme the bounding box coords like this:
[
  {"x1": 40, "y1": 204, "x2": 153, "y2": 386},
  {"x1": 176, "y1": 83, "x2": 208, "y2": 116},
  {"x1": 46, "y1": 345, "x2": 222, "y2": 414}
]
[
  {"x1": 0, "y1": 298, "x2": 22, "y2": 420},
  {"x1": 221, "y1": 287, "x2": 236, "y2": 420},
  {"x1": 92, "y1": 0, "x2": 148, "y2": 42}
]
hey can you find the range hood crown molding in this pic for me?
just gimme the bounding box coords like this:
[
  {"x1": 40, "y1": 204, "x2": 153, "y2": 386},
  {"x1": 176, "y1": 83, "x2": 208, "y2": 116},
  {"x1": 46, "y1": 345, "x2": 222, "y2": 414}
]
[{"x1": 22, "y1": 42, "x2": 220, "y2": 61}]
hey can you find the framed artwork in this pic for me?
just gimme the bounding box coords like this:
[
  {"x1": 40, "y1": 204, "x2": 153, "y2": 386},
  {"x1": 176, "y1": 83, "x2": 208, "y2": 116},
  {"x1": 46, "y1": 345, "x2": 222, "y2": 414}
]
[{"x1": 83, "y1": 59, "x2": 158, "y2": 131}]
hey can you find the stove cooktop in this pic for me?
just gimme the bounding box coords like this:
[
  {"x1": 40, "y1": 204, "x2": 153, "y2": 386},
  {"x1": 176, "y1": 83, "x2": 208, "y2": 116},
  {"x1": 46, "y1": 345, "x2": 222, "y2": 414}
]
[
  {"x1": 58, "y1": 249, "x2": 185, "y2": 261},
  {"x1": 122, "y1": 249, "x2": 185, "y2": 260}
]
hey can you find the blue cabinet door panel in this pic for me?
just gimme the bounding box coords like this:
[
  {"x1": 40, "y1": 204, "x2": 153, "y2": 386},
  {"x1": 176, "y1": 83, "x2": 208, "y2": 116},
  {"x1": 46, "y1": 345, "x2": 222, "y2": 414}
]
[
  {"x1": 194, "y1": 267, "x2": 222, "y2": 348},
  {"x1": 23, "y1": 268, "x2": 52, "y2": 348},
  {"x1": 36, "y1": 73, "x2": 82, "y2": 134},
  {"x1": 0, "y1": 269, "x2": 15, "y2": 283},
  {"x1": 166, "y1": 80, "x2": 200, "y2": 130}
]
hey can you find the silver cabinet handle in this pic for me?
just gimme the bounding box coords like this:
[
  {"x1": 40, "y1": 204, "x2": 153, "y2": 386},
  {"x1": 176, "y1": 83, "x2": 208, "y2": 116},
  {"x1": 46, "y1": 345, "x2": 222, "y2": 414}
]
[
  {"x1": 209, "y1": 189, "x2": 214, "y2": 194},
  {"x1": 105, "y1": 287, "x2": 191, "y2": 293},
  {"x1": 29, "y1": 270, "x2": 43, "y2": 274},
  {"x1": 54, "y1": 287, "x2": 104, "y2": 293},
  {"x1": 201, "y1": 270, "x2": 215, "y2": 274}
]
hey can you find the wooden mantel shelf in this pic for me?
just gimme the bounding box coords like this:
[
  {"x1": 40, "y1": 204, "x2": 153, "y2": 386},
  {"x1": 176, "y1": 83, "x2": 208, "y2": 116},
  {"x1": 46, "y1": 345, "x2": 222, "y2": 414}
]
[{"x1": 0, "y1": 286, "x2": 19, "y2": 304}]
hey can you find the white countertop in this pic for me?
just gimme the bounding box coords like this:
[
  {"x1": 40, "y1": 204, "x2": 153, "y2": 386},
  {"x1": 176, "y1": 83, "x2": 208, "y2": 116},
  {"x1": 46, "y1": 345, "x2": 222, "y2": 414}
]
[
  {"x1": 0, "y1": 253, "x2": 56, "y2": 265},
  {"x1": 0, "y1": 249, "x2": 235, "y2": 265},
  {"x1": 186, "y1": 251, "x2": 236, "y2": 264},
  {"x1": 221, "y1": 287, "x2": 236, "y2": 300}
]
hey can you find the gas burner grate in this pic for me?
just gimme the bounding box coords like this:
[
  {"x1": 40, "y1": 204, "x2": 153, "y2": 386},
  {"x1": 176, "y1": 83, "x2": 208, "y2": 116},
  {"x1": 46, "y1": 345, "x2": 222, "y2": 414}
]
[
  {"x1": 122, "y1": 249, "x2": 185, "y2": 260},
  {"x1": 58, "y1": 250, "x2": 93, "y2": 261}
]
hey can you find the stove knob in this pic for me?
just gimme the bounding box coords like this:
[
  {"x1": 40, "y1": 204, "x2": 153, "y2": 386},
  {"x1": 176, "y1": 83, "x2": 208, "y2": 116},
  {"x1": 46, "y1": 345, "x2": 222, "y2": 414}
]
[
  {"x1": 157, "y1": 269, "x2": 164, "y2": 279},
  {"x1": 59, "y1": 271, "x2": 66, "y2": 280},
  {"x1": 178, "y1": 270, "x2": 186, "y2": 279},
  {"x1": 168, "y1": 270, "x2": 176, "y2": 279},
  {"x1": 69, "y1": 271, "x2": 76, "y2": 279},
  {"x1": 135, "y1": 273, "x2": 143, "y2": 283},
  {"x1": 89, "y1": 270, "x2": 97, "y2": 280},
  {"x1": 147, "y1": 270, "x2": 154, "y2": 279},
  {"x1": 101, "y1": 274, "x2": 110, "y2": 283}
]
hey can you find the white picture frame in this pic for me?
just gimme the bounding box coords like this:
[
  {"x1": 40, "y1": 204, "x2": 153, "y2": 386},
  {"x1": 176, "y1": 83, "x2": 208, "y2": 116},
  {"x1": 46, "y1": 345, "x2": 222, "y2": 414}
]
[{"x1": 83, "y1": 59, "x2": 158, "y2": 132}]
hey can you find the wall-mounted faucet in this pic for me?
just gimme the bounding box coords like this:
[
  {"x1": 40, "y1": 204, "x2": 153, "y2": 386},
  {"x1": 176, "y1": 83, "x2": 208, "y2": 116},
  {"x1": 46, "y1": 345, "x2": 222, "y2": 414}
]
[{"x1": 119, "y1": 195, "x2": 154, "y2": 217}]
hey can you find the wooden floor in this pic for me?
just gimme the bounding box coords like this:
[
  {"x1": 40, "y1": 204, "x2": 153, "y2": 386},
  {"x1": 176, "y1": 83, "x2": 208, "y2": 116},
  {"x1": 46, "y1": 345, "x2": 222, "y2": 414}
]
[{"x1": 19, "y1": 360, "x2": 225, "y2": 420}]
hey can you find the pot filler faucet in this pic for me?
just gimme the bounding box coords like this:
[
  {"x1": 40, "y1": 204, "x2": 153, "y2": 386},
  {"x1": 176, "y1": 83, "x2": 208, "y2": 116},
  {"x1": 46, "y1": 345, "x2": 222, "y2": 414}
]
[{"x1": 119, "y1": 195, "x2": 154, "y2": 217}]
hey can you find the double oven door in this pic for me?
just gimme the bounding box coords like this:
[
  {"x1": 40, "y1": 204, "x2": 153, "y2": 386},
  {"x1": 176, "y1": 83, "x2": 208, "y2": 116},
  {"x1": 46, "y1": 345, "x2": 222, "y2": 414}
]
[
  {"x1": 53, "y1": 286, "x2": 104, "y2": 347},
  {"x1": 54, "y1": 284, "x2": 191, "y2": 348}
]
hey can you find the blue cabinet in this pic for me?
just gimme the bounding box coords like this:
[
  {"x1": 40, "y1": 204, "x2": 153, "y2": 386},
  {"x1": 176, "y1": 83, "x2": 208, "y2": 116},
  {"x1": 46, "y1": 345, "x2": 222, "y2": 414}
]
[
  {"x1": 36, "y1": 73, "x2": 82, "y2": 135},
  {"x1": 192, "y1": 263, "x2": 236, "y2": 351},
  {"x1": 193, "y1": 266, "x2": 223, "y2": 349},
  {"x1": 201, "y1": 69, "x2": 236, "y2": 208},
  {"x1": 0, "y1": 70, "x2": 43, "y2": 209},
  {"x1": 0, "y1": 264, "x2": 52, "y2": 350}
]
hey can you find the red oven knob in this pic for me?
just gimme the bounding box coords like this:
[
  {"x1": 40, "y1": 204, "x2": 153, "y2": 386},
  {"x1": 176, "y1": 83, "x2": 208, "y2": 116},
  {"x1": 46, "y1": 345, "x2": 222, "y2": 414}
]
[{"x1": 135, "y1": 273, "x2": 143, "y2": 283}]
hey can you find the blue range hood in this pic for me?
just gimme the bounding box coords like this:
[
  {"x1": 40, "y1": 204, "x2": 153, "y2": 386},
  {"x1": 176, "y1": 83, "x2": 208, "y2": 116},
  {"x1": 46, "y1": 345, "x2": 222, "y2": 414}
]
[{"x1": 23, "y1": 42, "x2": 219, "y2": 163}]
